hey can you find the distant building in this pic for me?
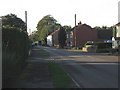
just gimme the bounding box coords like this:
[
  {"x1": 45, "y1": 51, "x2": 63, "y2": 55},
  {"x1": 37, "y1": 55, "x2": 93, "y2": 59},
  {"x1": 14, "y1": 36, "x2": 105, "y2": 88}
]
[
  {"x1": 66, "y1": 31, "x2": 73, "y2": 47},
  {"x1": 112, "y1": 22, "x2": 120, "y2": 49},
  {"x1": 47, "y1": 35, "x2": 52, "y2": 46},
  {"x1": 52, "y1": 30, "x2": 59, "y2": 47},
  {"x1": 47, "y1": 28, "x2": 73, "y2": 48},
  {"x1": 47, "y1": 29, "x2": 59, "y2": 47},
  {"x1": 72, "y1": 23, "x2": 98, "y2": 49},
  {"x1": 96, "y1": 28, "x2": 113, "y2": 41},
  {"x1": 116, "y1": 22, "x2": 120, "y2": 38}
]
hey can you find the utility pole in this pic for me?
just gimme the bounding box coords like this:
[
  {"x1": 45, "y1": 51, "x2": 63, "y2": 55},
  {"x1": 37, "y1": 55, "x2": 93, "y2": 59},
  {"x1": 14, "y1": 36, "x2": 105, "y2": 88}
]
[
  {"x1": 118, "y1": 1, "x2": 120, "y2": 23},
  {"x1": 75, "y1": 14, "x2": 76, "y2": 26},
  {"x1": 74, "y1": 14, "x2": 77, "y2": 48},
  {"x1": 25, "y1": 11, "x2": 27, "y2": 32},
  {"x1": 0, "y1": 17, "x2": 2, "y2": 90},
  {"x1": 118, "y1": 1, "x2": 120, "y2": 52}
]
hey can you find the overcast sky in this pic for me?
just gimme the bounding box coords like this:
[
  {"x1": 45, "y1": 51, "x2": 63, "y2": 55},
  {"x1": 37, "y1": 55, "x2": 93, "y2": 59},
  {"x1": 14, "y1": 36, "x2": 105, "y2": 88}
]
[{"x1": 0, "y1": 0, "x2": 119, "y2": 32}]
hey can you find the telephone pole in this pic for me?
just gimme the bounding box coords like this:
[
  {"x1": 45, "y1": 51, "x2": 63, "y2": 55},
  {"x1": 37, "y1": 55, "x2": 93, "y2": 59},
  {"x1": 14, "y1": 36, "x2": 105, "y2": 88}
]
[
  {"x1": 74, "y1": 14, "x2": 77, "y2": 48},
  {"x1": 25, "y1": 11, "x2": 27, "y2": 32},
  {"x1": 75, "y1": 14, "x2": 76, "y2": 26},
  {"x1": 118, "y1": 1, "x2": 120, "y2": 22}
]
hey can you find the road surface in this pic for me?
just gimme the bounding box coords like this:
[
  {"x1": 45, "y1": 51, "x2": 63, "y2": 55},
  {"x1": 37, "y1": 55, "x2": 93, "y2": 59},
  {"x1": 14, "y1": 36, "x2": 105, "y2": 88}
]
[{"x1": 41, "y1": 46, "x2": 119, "y2": 88}]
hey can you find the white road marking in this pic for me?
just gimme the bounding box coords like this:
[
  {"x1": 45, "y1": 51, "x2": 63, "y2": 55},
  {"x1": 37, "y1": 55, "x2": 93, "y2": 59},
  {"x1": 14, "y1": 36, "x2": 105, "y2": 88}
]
[{"x1": 64, "y1": 69, "x2": 81, "y2": 88}]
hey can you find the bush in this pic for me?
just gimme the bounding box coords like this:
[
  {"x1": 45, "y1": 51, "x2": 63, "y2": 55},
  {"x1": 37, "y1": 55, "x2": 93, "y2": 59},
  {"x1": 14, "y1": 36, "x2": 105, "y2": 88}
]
[
  {"x1": 95, "y1": 42, "x2": 112, "y2": 53},
  {"x1": 2, "y1": 27, "x2": 30, "y2": 88},
  {"x1": 84, "y1": 41, "x2": 112, "y2": 53}
]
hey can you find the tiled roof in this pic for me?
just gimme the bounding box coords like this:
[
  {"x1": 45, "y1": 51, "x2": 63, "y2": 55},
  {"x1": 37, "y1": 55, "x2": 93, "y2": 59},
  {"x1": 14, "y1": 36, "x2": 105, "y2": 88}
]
[
  {"x1": 116, "y1": 22, "x2": 120, "y2": 26},
  {"x1": 48, "y1": 29, "x2": 59, "y2": 35}
]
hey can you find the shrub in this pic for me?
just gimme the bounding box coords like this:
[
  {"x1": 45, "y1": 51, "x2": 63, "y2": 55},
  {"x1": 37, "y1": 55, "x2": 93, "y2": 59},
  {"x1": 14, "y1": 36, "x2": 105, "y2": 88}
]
[
  {"x1": 2, "y1": 27, "x2": 30, "y2": 88},
  {"x1": 95, "y1": 42, "x2": 112, "y2": 53}
]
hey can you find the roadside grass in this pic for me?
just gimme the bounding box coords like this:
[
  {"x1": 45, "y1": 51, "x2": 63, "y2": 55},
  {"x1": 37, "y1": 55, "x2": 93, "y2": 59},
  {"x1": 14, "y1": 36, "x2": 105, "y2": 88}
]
[
  {"x1": 19, "y1": 47, "x2": 73, "y2": 88},
  {"x1": 37, "y1": 47, "x2": 74, "y2": 88},
  {"x1": 48, "y1": 62, "x2": 72, "y2": 88}
]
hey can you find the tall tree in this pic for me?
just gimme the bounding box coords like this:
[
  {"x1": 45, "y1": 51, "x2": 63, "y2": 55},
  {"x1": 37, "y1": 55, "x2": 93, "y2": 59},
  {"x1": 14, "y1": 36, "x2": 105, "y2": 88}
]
[
  {"x1": 29, "y1": 31, "x2": 39, "y2": 42},
  {"x1": 2, "y1": 14, "x2": 30, "y2": 87},
  {"x1": 2, "y1": 14, "x2": 26, "y2": 31},
  {"x1": 36, "y1": 15, "x2": 61, "y2": 45},
  {"x1": 58, "y1": 27, "x2": 66, "y2": 48},
  {"x1": 94, "y1": 26, "x2": 101, "y2": 30},
  {"x1": 63, "y1": 25, "x2": 72, "y2": 32}
]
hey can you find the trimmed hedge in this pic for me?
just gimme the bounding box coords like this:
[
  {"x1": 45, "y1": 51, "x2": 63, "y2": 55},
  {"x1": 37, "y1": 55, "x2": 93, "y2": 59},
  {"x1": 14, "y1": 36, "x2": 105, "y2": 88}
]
[
  {"x1": 95, "y1": 42, "x2": 112, "y2": 52},
  {"x1": 2, "y1": 27, "x2": 31, "y2": 88},
  {"x1": 85, "y1": 42, "x2": 112, "y2": 53}
]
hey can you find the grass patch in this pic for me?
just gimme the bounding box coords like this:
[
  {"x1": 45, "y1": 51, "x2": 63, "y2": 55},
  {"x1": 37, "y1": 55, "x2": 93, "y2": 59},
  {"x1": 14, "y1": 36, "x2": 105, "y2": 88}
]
[{"x1": 48, "y1": 62, "x2": 72, "y2": 88}]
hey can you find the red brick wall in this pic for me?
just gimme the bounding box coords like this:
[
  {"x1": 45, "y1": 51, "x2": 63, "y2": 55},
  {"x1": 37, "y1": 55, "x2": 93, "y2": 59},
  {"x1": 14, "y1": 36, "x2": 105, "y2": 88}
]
[
  {"x1": 72, "y1": 24, "x2": 97, "y2": 48},
  {"x1": 52, "y1": 30, "x2": 59, "y2": 47}
]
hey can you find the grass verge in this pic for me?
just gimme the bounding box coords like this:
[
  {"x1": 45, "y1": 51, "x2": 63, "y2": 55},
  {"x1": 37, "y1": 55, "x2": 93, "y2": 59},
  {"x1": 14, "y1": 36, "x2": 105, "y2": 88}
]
[
  {"x1": 39, "y1": 47, "x2": 73, "y2": 88},
  {"x1": 33, "y1": 47, "x2": 74, "y2": 88},
  {"x1": 48, "y1": 62, "x2": 72, "y2": 88}
]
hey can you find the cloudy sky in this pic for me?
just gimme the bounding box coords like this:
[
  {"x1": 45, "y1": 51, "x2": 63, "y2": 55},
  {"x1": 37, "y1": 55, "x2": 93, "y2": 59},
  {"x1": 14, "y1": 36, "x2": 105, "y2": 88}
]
[{"x1": 0, "y1": 0, "x2": 119, "y2": 32}]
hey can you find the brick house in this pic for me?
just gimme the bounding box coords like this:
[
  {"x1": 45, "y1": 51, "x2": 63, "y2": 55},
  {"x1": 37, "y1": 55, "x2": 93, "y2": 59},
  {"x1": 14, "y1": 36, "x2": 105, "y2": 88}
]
[
  {"x1": 66, "y1": 31, "x2": 73, "y2": 47},
  {"x1": 52, "y1": 30, "x2": 59, "y2": 47},
  {"x1": 72, "y1": 23, "x2": 98, "y2": 49},
  {"x1": 96, "y1": 28, "x2": 113, "y2": 41},
  {"x1": 47, "y1": 29, "x2": 59, "y2": 47}
]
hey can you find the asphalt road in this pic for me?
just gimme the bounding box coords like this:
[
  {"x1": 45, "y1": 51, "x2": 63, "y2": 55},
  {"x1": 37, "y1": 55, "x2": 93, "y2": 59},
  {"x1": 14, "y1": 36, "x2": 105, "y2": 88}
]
[{"x1": 41, "y1": 46, "x2": 119, "y2": 88}]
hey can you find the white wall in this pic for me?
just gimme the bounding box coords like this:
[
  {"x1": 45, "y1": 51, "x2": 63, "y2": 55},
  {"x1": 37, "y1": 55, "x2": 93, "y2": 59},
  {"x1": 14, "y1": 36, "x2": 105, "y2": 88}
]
[
  {"x1": 47, "y1": 35, "x2": 52, "y2": 46},
  {"x1": 116, "y1": 26, "x2": 120, "y2": 37}
]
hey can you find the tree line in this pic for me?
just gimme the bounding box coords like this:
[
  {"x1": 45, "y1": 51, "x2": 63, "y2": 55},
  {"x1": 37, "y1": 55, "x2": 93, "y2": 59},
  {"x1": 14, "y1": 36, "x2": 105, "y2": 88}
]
[{"x1": 29, "y1": 15, "x2": 72, "y2": 48}]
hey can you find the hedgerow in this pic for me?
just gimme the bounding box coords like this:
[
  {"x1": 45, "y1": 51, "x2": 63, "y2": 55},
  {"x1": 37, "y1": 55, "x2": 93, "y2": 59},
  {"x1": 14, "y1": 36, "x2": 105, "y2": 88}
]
[{"x1": 2, "y1": 18, "x2": 31, "y2": 87}]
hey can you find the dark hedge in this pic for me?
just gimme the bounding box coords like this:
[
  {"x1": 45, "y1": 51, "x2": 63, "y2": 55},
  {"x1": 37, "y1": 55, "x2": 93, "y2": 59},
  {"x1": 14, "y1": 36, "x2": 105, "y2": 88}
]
[{"x1": 2, "y1": 27, "x2": 31, "y2": 88}]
